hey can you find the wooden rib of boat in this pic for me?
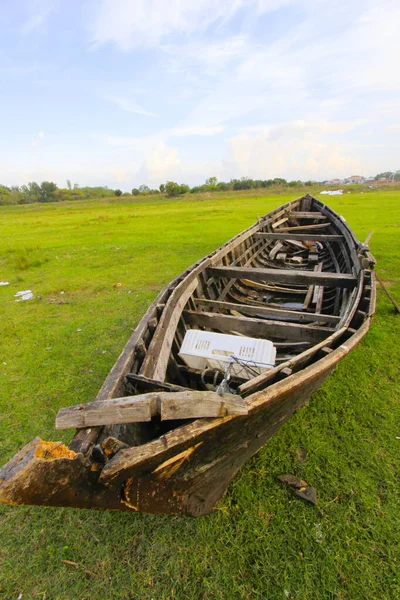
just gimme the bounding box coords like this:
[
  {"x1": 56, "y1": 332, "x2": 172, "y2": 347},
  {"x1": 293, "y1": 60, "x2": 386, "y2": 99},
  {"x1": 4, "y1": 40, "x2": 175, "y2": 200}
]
[{"x1": 0, "y1": 194, "x2": 376, "y2": 516}]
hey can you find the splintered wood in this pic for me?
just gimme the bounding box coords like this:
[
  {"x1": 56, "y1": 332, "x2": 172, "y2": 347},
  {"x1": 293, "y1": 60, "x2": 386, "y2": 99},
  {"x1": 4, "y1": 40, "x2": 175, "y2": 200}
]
[{"x1": 55, "y1": 391, "x2": 248, "y2": 429}]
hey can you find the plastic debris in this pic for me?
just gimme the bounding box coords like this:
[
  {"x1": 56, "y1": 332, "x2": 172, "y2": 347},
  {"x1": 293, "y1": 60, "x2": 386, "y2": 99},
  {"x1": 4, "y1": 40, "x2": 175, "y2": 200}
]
[
  {"x1": 15, "y1": 290, "x2": 34, "y2": 301},
  {"x1": 113, "y1": 283, "x2": 122, "y2": 288},
  {"x1": 319, "y1": 189, "x2": 343, "y2": 195},
  {"x1": 0, "y1": 281, "x2": 9, "y2": 286}
]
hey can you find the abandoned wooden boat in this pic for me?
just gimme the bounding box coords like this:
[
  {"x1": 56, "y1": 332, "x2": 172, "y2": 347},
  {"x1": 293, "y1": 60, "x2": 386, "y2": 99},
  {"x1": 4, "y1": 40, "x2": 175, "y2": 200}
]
[{"x1": 0, "y1": 194, "x2": 376, "y2": 516}]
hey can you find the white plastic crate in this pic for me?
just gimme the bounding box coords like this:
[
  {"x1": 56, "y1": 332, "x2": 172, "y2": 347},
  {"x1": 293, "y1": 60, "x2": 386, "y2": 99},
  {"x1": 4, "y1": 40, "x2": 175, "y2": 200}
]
[{"x1": 179, "y1": 330, "x2": 276, "y2": 380}]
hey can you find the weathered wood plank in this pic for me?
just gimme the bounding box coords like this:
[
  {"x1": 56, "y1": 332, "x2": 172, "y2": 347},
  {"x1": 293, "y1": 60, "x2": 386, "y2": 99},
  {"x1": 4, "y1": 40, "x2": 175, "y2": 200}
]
[
  {"x1": 207, "y1": 266, "x2": 357, "y2": 289},
  {"x1": 194, "y1": 298, "x2": 340, "y2": 324},
  {"x1": 288, "y1": 212, "x2": 327, "y2": 220},
  {"x1": 140, "y1": 277, "x2": 199, "y2": 381},
  {"x1": 276, "y1": 223, "x2": 331, "y2": 232},
  {"x1": 56, "y1": 391, "x2": 247, "y2": 429},
  {"x1": 183, "y1": 310, "x2": 334, "y2": 342},
  {"x1": 254, "y1": 233, "x2": 343, "y2": 242},
  {"x1": 125, "y1": 374, "x2": 188, "y2": 393}
]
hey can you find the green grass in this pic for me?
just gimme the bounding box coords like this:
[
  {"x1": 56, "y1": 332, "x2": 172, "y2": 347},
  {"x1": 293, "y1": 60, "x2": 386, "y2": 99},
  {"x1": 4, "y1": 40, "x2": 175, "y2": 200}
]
[{"x1": 0, "y1": 190, "x2": 399, "y2": 599}]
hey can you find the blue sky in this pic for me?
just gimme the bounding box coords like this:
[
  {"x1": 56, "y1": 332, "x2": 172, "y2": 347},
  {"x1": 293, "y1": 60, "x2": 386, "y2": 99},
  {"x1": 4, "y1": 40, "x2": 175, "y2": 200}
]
[{"x1": 1, "y1": 0, "x2": 399, "y2": 190}]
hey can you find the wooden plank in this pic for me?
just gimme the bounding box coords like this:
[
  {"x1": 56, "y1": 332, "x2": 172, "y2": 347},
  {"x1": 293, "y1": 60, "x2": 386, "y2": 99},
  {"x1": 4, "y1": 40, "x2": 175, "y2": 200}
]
[
  {"x1": 161, "y1": 392, "x2": 247, "y2": 421},
  {"x1": 288, "y1": 212, "x2": 327, "y2": 220},
  {"x1": 272, "y1": 217, "x2": 288, "y2": 229},
  {"x1": 254, "y1": 233, "x2": 343, "y2": 242},
  {"x1": 194, "y1": 298, "x2": 340, "y2": 324},
  {"x1": 140, "y1": 277, "x2": 199, "y2": 381},
  {"x1": 276, "y1": 223, "x2": 331, "y2": 232},
  {"x1": 269, "y1": 242, "x2": 284, "y2": 259},
  {"x1": 207, "y1": 266, "x2": 357, "y2": 289},
  {"x1": 56, "y1": 391, "x2": 247, "y2": 429},
  {"x1": 125, "y1": 374, "x2": 188, "y2": 393},
  {"x1": 183, "y1": 310, "x2": 334, "y2": 342}
]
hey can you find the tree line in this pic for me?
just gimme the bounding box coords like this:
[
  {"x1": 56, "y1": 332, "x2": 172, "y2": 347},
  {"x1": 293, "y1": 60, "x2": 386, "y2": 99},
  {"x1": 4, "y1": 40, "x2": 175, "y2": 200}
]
[{"x1": 1, "y1": 171, "x2": 399, "y2": 205}]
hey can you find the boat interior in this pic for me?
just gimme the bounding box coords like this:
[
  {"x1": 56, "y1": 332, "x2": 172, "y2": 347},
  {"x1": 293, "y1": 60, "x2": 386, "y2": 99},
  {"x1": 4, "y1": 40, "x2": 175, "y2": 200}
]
[{"x1": 80, "y1": 194, "x2": 375, "y2": 449}]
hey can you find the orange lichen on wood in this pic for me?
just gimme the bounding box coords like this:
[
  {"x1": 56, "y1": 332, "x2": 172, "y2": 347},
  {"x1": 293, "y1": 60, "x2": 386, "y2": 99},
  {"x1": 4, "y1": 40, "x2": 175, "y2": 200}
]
[{"x1": 34, "y1": 441, "x2": 76, "y2": 461}]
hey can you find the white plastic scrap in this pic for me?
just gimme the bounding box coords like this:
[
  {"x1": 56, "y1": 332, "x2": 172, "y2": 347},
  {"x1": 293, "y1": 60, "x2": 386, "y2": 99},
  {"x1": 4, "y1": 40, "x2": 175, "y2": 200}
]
[
  {"x1": 319, "y1": 190, "x2": 343, "y2": 195},
  {"x1": 0, "y1": 281, "x2": 9, "y2": 286},
  {"x1": 15, "y1": 290, "x2": 34, "y2": 301}
]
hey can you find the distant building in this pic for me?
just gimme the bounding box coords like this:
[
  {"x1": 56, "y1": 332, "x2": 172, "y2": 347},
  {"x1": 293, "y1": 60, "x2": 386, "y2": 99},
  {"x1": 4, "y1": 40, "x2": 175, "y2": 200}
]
[{"x1": 346, "y1": 175, "x2": 365, "y2": 184}]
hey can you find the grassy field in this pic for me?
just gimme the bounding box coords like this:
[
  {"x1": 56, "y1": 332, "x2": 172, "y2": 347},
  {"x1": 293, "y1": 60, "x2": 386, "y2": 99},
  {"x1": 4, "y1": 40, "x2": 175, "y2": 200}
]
[{"x1": 0, "y1": 190, "x2": 399, "y2": 599}]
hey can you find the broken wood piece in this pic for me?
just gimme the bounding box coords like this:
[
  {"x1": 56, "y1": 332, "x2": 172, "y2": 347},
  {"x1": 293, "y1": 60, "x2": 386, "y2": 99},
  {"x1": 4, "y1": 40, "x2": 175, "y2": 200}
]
[
  {"x1": 295, "y1": 486, "x2": 318, "y2": 505},
  {"x1": 269, "y1": 242, "x2": 284, "y2": 259},
  {"x1": 277, "y1": 474, "x2": 308, "y2": 488},
  {"x1": 55, "y1": 391, "x2": 248, "y2": 429}
]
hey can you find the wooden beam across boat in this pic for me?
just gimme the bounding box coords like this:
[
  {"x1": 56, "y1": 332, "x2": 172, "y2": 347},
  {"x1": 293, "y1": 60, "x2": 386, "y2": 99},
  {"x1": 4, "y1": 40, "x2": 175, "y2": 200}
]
[
  {"x1": 56, "y1": 391, "x2": 248, "y2": 429},
  {"x1": 194, "y1": 298, "x2": 341, "y2": 324},
  {"x1": 276, "y1": 223, "x2": 331, "y2": 232},
  {"x1": 183, "y1": 310, "x2": 335, "y2": 342},
  {"x1": 288, "y1": 212, "x2": 327, "y2": 220},
  {"x1": 254, "y1": 233, "x2": 343, "y2": 242},
  {"x1": 207, "y1": 266, "x2": 357, "y2": 289}
]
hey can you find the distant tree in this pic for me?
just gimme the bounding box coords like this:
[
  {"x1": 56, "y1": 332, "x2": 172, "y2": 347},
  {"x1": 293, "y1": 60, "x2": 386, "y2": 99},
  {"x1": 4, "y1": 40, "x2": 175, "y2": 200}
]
[
  {"x1": 114, "y1": 189, "x2": 122, "y2": 196},
  {"x1": 288, "y1": 180, "x2": 303, "y2": 188},
  {"x1": 273, "y1": 178, "x2": 288, "y2": 186},
  {"x1": 165, "y1": 181, "x2": 189, "y2": 197},
  {"x1": 73, "y1": 183, "x2": 80, "y2": 189},
  {"x1": 375, "y1": 171, "x2": 393, "y2": 180},
  {"x1": 66, "y1": 179, "x2": 72, "y2": 190},
  {"x1": 40, "y1": 181, "x2": 58, "y2": 201},
  {"x1": 139, "y1": 185, "x2": 150, "y2": 195},
  {"x1": 159, "y1": 183, "x2": 166, "y2": 193},
  {"x1": 132, "y1": 188, "x2": 140, "y2": 196},
  {"x1": 205, "y1": 176, "x2": 218, "y2": 186},
  {"x1": 20, "y1": 182, "x2": 42, "y2": 203},
  {"x1": 304, "y1": 180, "x2": 314, "y2": 186},
  {"x1": 216, "y1": 181, "x2": 228, "y2": 191},
  {"x1": 394, "y1": 171, "x2": 400, "y2": 181}
]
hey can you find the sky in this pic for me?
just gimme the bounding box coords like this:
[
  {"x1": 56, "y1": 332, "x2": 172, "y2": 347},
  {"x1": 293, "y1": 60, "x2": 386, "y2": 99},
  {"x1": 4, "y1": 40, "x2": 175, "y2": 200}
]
[{"x1": 1, "y1": 0, "x2": 399, "y2": 190}]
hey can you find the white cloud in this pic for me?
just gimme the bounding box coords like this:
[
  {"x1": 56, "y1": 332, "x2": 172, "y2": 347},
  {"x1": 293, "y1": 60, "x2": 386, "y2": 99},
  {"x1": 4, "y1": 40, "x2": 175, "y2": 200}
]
[
  {"x1": 135, "y1": 141, "x2": 181, "y2": 186},
  {"x1": 89, "y1": 0, "x2": 296, "y2": 50},
  {"x1": 105, "y1": 95, "x2": 156, "y2": 117},
  {"x1": 222, "y1": 121, "x2": 368, "y2": 181}
]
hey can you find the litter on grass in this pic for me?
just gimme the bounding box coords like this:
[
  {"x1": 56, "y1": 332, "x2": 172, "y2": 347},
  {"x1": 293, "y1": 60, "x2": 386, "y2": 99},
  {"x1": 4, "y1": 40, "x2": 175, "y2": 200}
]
[
  {"x1": 15, "y1": 290, "x2": 34, "y2": 301},
  {"x1": 0, "y1": 281, "x2": 9, "y2": 286},
  {"x1": 319, "y1": 190, "x2": 343, "y2": 195}
]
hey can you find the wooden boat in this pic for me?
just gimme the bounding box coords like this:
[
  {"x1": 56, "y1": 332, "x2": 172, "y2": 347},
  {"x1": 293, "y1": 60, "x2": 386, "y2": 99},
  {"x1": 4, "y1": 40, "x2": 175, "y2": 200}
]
[{"x1": 0, "y1": 194, "x2": 376, "y2": 516}]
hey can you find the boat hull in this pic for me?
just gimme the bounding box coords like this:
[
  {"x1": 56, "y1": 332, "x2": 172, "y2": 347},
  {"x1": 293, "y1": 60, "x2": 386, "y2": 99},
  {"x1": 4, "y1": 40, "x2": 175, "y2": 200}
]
[
  {"x1": 0, "y1": 319, "x2": 371, "y2": 516},
  {"x1": 0, "y1": 195, "x2": 376, "y2": 515}
]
